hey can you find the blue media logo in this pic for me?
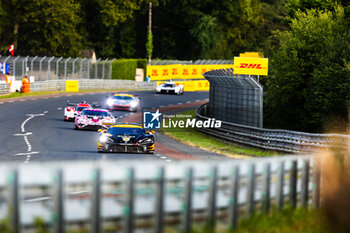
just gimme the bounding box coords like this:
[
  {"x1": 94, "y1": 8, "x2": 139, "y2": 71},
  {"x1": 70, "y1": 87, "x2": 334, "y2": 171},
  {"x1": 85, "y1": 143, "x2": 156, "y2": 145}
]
[{"x1": 143, "y1": 109, "x2": 162, "y2": 129}]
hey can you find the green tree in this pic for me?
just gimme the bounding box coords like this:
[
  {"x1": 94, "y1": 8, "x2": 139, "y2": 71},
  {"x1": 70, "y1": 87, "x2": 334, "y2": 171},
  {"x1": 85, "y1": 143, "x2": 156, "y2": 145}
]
[
  {"x1": 146, "y1": 30, "x2": 153, "y2": 63},
  {"x1": 0, "y1": 0, "x2": 82, "y2": 57},
  {"x1": 286, "y1": 0, "x2": 337, "y2": 17},
  {"x1": 215, "y1": 0, "x2": 263, "y2": 56},
  {"x1": 18, "y1": 0, "x2": 82, "y2": 57},
  {"x1": 78, "y1": 0, "x2": 143, "y2": 58},
  {"x1": 190, "y1": 15, "x2": 222, "y2": 59},
  {"x1": 265, "y1": 7, "x2": 350, "y2": 132}
]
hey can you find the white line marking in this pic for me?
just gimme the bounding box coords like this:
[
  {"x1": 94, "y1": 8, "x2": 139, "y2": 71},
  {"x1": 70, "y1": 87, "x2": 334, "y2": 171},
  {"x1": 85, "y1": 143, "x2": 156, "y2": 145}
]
[
  {"x1": 195, "y1": 99, "x2": 200, "y2": 102},
  {"x1": 20, "y1": 99, "x2": 26, "y2": 102},
  {"x1": 13, "y1": 132, "x2": 32, "y2": 136},
  {"x1": 14, "y1": 152, "x2": 40, "y2": 156},
  {"x1": 186, "y1": 101, "x2": 191, "y2": 103},
  {"x1": 159, "y1": 105, "x2": 164, "y2": 108},
  {"x1": 57, "y1": 108, "x2": 62, "y2": 110},
  {"x1": 155, "y1": 154, "x2": 160, "y2": 156},
  {"x1": 160, "y1": 156, "x2": 166, "y2": 159},
  {"x1": 44, "y1": 111, "x2": 48, "y2": 114},
  {"x1": 177, "y1": 102, "x2": 183, "y2": 105},
  {"x1": 70, "y1": 191, "x2": 89, "y2": 195},
  {"x1": 26, "y1": 196, "x2": 51, "y2": 202},
  {"x1": 21, "y1": 116, "x2": 35, "y2": 132}
]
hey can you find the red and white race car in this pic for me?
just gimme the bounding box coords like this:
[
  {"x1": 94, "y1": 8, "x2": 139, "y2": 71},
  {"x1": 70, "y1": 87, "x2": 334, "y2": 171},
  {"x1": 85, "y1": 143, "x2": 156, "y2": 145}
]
[
  {"x1": 64, "y1": 101, "x2": 91, "y2": 121},
  {"x1": 74, "y1": 108, "x2": 116, "y2": 130}
]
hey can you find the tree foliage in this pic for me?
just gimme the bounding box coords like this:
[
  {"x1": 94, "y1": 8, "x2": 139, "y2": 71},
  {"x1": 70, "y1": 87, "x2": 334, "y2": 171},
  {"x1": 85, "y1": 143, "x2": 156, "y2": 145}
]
[{"x1": 265, "y1": 7, "x2": 350, "y2": 132}]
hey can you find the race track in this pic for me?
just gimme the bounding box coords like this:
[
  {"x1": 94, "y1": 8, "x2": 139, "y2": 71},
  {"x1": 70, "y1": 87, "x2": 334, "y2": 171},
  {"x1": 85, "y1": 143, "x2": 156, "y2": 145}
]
[{"x1": 0, "y1": 91, "x2": 209, "y2": 162}]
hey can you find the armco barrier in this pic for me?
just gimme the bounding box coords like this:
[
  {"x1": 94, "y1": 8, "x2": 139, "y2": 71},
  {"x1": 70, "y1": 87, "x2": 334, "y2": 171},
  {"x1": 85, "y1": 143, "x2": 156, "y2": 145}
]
[
  {"x1": 30, "y1": 79, "x2": 156, "y2": 92},
  {"x1": 0, "y1": 156, "x2": 319, "y2": 231},
  {"x1": 197, "y1": 103, "x2": 350, "y2": 153}
]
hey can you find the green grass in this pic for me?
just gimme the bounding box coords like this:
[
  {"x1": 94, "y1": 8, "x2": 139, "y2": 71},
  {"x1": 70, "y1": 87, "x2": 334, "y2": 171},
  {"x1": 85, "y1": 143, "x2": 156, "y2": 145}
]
[
  {"x1": 232, "y1": 208, "x2": 329, "y2": 233},
  {"x1": 164, "y1": 208, "x2": 331, "y2": 233},
  {"x1": 0, "y1": 89, "x2": 145, "y2": 100},
  {"x1": 160, "y1": 110, "x2": 281, "y2": 157}
]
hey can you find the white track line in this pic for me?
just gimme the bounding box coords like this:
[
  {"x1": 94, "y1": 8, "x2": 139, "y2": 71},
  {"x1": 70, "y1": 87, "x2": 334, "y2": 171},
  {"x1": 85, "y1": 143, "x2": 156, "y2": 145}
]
[
  {"x1": 13, "y1": 132, "x2": 32, "y2": 136},
  {"x1": 57, "y1": 108, "x2": 62, "y2": 110},
  {"x1": 15, "y1": 152, "x2": 40, "y2": 156},
  {"x1": 16, "y1": 113, "x2": 45, "y2": 161}
]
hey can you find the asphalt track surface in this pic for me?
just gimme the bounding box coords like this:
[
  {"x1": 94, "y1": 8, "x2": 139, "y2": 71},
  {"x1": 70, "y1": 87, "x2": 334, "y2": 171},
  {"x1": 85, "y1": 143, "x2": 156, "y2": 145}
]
[{"x1": 0, "y1": 91, "x2": 213, "y2": 163}]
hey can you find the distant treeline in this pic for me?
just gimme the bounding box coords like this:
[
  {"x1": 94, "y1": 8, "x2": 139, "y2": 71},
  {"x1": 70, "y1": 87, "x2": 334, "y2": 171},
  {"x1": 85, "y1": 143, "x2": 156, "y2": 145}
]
[
  {"x1": 1, "y1": 0, "x2": 350, "y2": 133},
  {"x1": 0, "y1": 0, "x2": 345, "y2": 60}
]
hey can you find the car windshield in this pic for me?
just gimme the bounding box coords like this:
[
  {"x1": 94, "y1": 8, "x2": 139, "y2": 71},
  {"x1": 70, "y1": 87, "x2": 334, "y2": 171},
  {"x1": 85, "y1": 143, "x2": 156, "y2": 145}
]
[
  {"x1": 164, "y1": 84, "x2": 174, "y2": 88},
  {"x1": 81, "y1": 110, "x2": 108, "y2": 116},
  {"x1": 76, "y1": 106, "x2": 88, "y2": 111},
  {"x1": 108, "y1": 127, "x2": 144, "y2": 135},
  {"x1": 112, "y1": 96, "x2": 133, "y2": 100}
]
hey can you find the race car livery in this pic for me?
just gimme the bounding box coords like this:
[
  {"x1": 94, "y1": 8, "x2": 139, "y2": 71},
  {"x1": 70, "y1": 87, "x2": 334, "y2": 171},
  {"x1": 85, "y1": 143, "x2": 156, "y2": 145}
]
[
  {"x1": 97, "y1": 123, "x2": 155, "y2": 153},
  {"x1": 106, "y1": 94, "x2": 140, "y2": 112},
  {"x1": 74, "y1": 108, "x2": 116, "y2": 130},
  {"x1": 64, "y1": 102, "x2": 91, "y2": 121},
  {"x1": 156, "y1": 81, "x2": 184, "y2": 94}
]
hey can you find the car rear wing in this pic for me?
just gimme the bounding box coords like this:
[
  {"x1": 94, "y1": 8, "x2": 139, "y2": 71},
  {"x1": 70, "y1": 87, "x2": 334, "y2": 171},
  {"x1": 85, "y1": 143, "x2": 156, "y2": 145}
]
[{"x1": 66, "y1": 100, "x2": 87, "y2": 107}]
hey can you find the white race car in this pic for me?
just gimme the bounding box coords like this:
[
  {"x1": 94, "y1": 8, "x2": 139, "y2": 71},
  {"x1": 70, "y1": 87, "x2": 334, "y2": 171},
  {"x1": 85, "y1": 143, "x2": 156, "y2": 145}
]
[
  {"x1": 156, "y1": 81, "x2": 184, "y2": 95},
  {"x1": 64, "y1": 101, "x2": 91, "y2": 121}
]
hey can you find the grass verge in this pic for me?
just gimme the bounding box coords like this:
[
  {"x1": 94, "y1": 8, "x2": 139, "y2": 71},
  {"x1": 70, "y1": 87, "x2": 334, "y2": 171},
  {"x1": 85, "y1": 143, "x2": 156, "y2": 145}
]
[{"x1": 160, "y1": 109, "x2": 281, "y2": 157}]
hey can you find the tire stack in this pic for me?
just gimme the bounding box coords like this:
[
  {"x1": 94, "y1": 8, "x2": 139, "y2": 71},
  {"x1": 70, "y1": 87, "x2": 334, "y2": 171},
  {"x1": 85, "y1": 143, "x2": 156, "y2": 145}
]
[{"x1": 21, "y1": 78, "x2": 31, "y2": 93}]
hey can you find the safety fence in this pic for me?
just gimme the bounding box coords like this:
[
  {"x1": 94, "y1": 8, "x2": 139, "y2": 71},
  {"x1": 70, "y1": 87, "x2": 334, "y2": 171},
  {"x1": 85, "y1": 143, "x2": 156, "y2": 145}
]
[
  {"x1": 0, "y1": 156, "x2": 319, "y2": 232},
  {"x1": 197, "y1": 104, "x2": 350, "y2": 153},
  {"x1": 0, "y1": 56, "x2": 115, "y2": 81},
  {"x1": 204, "y1": 69, "x2": 263, "y2": 128}
]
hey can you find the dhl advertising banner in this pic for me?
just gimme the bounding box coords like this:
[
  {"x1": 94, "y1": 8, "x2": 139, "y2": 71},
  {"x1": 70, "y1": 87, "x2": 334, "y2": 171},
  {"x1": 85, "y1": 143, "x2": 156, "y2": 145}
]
[
  {"x1": 233, "y1": 57, "x2": 268, "y2": 76},
  {"x1": 147, "y1": 64, "x2": 234, "y2": 81},
  {"x1": 156, "y1": 80, "x2": 210, "y2": 92}
]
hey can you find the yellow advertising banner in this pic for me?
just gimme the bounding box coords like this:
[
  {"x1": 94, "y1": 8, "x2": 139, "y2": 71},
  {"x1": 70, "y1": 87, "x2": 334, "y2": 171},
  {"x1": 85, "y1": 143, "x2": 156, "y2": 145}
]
[
  {"x1": 147, "y1": 64, "x2": 234, "y2": 80},
  {"x1": 233, "y1": 57, "x2": 268, "y2": 76},
  {"x1": 66, "y1": 80, "x2": 79, "y2": 92},
  {"x1": 239, "y1": 52, "x2": 264, "y2": 58}
]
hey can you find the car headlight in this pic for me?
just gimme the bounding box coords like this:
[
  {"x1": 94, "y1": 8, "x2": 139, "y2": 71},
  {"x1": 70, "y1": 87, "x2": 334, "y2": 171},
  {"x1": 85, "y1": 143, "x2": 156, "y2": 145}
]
[
  {"x1": 99, "y1": 135, "x2": 112, "y2": 144},
  {"x1": 130, "y1": 101, "x2": 138, "y2": 108},
  {"x1": 139, "y1": 137, "x2": 153, "y2": 144},
  {"x1": 107, "y1": 99, "x2": 114, "y2": 106}
]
